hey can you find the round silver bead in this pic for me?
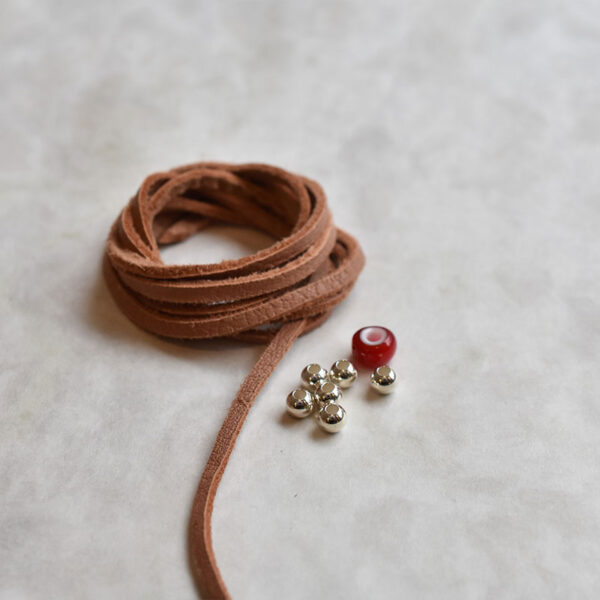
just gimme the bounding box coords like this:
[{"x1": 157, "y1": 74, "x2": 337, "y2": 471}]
[
  {"x1": 301, "y1": 363, "x2": 328, "y2": 389},
  {"x1": 370, "y1": 365, "x2": 397, "y2": 394},
  {"x1": 285, "y1": 388, "x2": 315, "y2": 418},
  {"x1": 317, "y1": 402, "x2": 347, "y2": 433},
  {"x1": 315, "y1": 380, "x2": 342, "y2": 406},
  {"x1": 329, "y1": 359, "x2": 357, "y2": 389}
]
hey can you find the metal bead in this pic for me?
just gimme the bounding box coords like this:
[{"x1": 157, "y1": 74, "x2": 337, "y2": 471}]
[
  {"x1": 285, "y1": 388, "x2": 315, "y2": 418},
  {"x1": 370, "y1": 365, "x2": 397, "y2": 394},
  {"x1": 316, "y1": 402, "x2": 347, "y2": 433},
  {"x1": 315, "y1": 380, "x2": 342, "y2": 406},
  {"x1": 301, "y1": 363, "x2": 328, "y2": 389},
  {"x1": 329, "y1": 359, "x2": 357, "y2": 389}
]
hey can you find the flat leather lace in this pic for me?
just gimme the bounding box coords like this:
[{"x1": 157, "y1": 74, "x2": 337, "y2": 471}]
[{"x1": 103, "y1": 162, "x2": 365, "y2": 598}]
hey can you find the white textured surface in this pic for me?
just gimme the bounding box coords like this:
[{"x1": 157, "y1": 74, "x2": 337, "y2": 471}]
[{"x1": 2, "y1": 1, "x2": 600, "y2": 598}]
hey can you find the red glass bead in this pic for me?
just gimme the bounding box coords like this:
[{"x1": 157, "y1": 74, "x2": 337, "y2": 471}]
[{"x1": 352, "y1": 326, "x2": 396, "y2": 369}]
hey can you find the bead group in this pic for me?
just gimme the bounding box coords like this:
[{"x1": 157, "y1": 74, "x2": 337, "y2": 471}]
[
  {"x1": 286, "y1": 360, "x2": 352, "y2": 433},
  {"x1": 284, "y1": 325, "x2": 398, "y2": 434}
]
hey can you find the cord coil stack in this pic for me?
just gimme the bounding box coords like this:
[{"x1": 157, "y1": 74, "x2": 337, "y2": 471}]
[{"x1": 104, "y1": 162, "x2": 365, "y2": 599}]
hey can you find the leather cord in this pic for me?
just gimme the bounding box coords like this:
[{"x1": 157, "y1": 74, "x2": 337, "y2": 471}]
[{"x1": 103, "y1": 162, "x2": 365, "y2": 598}]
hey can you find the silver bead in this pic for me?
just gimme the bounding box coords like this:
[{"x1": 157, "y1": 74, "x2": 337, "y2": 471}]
[
  {"x1": 329, "y1": 359, "x2": 357, "y2": 389},
  {"x1": 315, "y1": 380, "x2": 342, "y2": 406},
  {"x1": 370, "y1": 365, "x2": 397, "y2": 394},
  {"x1": 285, "y1": 388, "x2": 315, "y2": 418},
  {"x1": 317, "y1": 402, "x2": 347, "y2": 433},
  {"x1": 301, "y1": 363, "x2": 328, "y2": 389}
]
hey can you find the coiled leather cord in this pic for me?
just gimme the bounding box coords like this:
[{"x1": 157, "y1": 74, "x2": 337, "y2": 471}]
[{"x1": 103, "y1": 162, "x2": 365, "y2": 598}]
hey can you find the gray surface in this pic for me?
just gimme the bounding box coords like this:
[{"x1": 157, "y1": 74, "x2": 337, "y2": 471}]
[{"x1": 2, "y1": 1, "x2": 600, "y2": 599}]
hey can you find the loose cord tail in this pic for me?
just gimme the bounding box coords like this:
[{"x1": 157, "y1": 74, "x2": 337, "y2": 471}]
[
  {"x1": 188, "y1": 319, "x2": 306, "y2": 599},
  {"x1": 103, "y1": 162, "x2": 365, "y2": 598}
]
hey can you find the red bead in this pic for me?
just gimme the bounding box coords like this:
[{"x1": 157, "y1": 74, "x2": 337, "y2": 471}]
[{"x1": 352, "y1": 326, "x2": 396, "y2": 369}]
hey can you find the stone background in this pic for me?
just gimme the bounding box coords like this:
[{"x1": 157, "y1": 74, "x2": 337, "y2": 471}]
[{"x1": 2, "y1": 1, "x2": 600, "y2": 598}]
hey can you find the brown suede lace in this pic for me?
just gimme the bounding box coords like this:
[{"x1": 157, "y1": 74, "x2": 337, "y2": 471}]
[{"x1": 103, "y1": 162, "x2": 365, "y2": 598}]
